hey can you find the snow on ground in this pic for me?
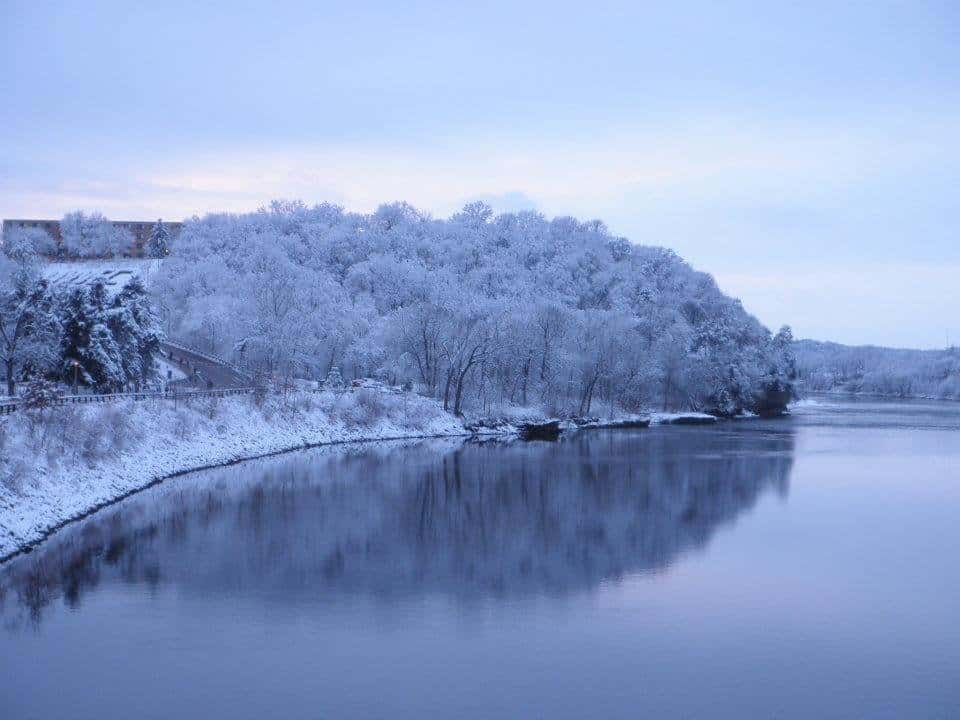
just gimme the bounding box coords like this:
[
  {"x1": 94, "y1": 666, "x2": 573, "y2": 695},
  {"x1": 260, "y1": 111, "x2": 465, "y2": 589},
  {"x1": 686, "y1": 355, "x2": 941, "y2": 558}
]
[
  {"x1": 42, "y1": 258, "x2": 158, "y2": 296},
  {"x1": 0, "y1": 388, "x2": 466, "y2": 560},
  {"x1": 649, "y1": 411, "x2": 718, "y2": 425},
  {"x1": 155, "y1": 355, "x2": 188, "y2": 383}
]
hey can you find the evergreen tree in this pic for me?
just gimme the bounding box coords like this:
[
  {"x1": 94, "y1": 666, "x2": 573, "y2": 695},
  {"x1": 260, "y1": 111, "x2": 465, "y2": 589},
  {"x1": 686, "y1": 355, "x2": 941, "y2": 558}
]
[
  {"x1": 324, "y1": 366, "x2": 344, "y2": 390},
  {"x1": 147, "y1": 219, "x2": 171, "y2": 260},
  {"x1": 109, "y1": 277, "x2": 163, "y2": 388},
  {"x1": 60, "y1": 282, "x2": 124, "y2": 391}
]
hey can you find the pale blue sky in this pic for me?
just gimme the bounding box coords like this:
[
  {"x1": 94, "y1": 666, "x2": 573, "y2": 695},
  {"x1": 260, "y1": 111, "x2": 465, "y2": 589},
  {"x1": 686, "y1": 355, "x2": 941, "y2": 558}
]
[{"x1": 2, "y1": 1, "x2": 957, "y2": 347}]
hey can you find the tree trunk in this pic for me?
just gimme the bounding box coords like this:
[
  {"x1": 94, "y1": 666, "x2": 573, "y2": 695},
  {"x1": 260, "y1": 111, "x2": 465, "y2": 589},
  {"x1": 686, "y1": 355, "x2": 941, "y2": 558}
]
[
  {"x1": 540, "y1": 335, "x2": 550, "y2": 381},
  {"x1": 579, "y1": 373, "x2": 599, "y2": 416},
  {"x1": 5, "y1": 359, "x2": 14, "y2": 397},
  {"x1": 442, "y1": 366, "x2": 455, "y2": 411},
  {"x1": 454, "y1": 366, "x2": 469, "y2": 416},
  {"x1": 520, "y1": 356, "x2": 531, "y2": 406}
]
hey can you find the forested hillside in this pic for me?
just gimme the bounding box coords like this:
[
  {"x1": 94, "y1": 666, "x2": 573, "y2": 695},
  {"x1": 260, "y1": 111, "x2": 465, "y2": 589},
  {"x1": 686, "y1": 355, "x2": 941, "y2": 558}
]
[
  {"x1": 152, "y1": 200, "x2": 795, "y2": 416},
  {"x1": 795, "y1": 339, "x2": 960, "y2": 399}
]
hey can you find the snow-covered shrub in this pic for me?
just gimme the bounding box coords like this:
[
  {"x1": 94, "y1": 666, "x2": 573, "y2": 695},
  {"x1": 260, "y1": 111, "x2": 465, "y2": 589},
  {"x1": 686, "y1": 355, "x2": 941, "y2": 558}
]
[
  {"x1": 172, "y1": 406, "x2": 199, "y2": 441},
  {"x1": 22, "y1": 378, "x2": 59, "y2": 417},
  {"x1": 38, "y1": 404, "x2": 79, "y2": 463},
  {"x1": 340, "y1": 389, "x2": 378, "y2": 427},
  {"x1": 202, "y1": 396, "x2": 221, "y2": 420},
  {"x1": 0, "y1": 417, "x2": 29, "y2": 492},
  {"x1": 281, "y1": 390, "x2": 319, "y2": 416},
  {"x1": 325, "y1": 367, "x2": 345, "y2": 391},
  {"x1": 76, "y1": 414, "x2": 110, "y2": 462},
  {"x1": 103, "y1": 402, "x2": 141, "y2": 453},
  {"x1": 353, "y1": 387, "x2": 388, "y2": 425}
]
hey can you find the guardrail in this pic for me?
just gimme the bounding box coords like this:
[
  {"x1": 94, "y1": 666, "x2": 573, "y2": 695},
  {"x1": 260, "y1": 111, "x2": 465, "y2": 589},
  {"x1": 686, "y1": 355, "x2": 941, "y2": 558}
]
[
  {"x1": 0, "y1": 379, "x2": 406, "y2": 417},
  {"x1": 0, "y1": 387, "x2": 256, "y2": 416}
]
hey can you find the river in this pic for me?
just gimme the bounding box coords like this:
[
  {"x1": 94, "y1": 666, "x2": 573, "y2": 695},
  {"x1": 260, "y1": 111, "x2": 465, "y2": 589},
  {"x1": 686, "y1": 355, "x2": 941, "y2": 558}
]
[{"x1": 2, "y1": 398, "x2": 958, "y2": 718}]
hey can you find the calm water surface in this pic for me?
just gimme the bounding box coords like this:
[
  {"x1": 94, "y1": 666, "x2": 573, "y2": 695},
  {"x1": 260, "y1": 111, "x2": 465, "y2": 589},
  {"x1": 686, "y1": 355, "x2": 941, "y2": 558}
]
[{"x1": 2, "y1": 399, "x2": 959, "y2": 719}]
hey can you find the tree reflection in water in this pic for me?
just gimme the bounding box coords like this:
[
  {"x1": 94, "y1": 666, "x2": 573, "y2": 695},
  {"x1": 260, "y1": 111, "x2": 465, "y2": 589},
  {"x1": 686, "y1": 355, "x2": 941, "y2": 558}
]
[{"x1": 1, "y1": 426, "x2": 794, "y2": 627}]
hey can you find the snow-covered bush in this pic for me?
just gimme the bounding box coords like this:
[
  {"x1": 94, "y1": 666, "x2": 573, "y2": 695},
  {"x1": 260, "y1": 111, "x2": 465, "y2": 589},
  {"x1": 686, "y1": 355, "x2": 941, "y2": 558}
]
[
  {"x1": 22, "y1": 378, "x2": 59, "y2": 412},
  {"x1": 350, "y1": 387, "x2": 388, "y2": 426},
  {"x1": 0, "y1": 416, "x2": 31, "y2": 494},
  {"x1": 173, "y1": 406, "x2": 199, "y2": 440},
  {"x1": 202, "y1": 396, "x2": 221, "y2": 420},
  {"x1": 324, "y1": 366, "x2": 345, "y2": 390},
  {"x1": 73, "y1": 405, "x2": 128, "y2": 463}
]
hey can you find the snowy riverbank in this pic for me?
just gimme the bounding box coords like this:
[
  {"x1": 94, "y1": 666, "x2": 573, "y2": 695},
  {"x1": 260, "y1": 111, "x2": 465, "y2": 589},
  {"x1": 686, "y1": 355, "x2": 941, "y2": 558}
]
[
  {"x1": 0, "y1": 389, "x2": 466, "y2": 560},
  {"x1": 0, "y1": 388, "x2": 731, "y2": 561}
]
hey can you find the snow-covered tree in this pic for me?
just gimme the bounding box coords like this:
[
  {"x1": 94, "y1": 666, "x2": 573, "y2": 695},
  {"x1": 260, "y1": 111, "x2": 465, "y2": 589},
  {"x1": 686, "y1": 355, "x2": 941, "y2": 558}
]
[
  {"x1": 57, "y1": 277, "x2": 163, "y2": 392},
  {"x1": 60, "y1": 211, "x2": 129, "y2": 258},
  {"x1": 324, "y1": 366, "x2": 344, "y2": 390},
  {"x1": 22, "y1": 377, "x2": 60, "y2": 420},
  {"x1": 3, "y1": 226, "x2": 56, "y2": 261},
  {"x1": 147, "y1": 219, "x2": 171, "y2": 259},
  {"x1": 772, "y1": 325, "x2": 797, "y2": 380},
  {"x1": 60, "y1": 282, "x2": 125, "y2": 390},
  {"x1": 0, "y1": 256, "x2": 61, "y2": 396},
  {"x1": 152, "y1": 200, "x2": 791, "y2": 416},
  {"x1": 110, "y1": 277, "x2": 163, "y2": 389}
]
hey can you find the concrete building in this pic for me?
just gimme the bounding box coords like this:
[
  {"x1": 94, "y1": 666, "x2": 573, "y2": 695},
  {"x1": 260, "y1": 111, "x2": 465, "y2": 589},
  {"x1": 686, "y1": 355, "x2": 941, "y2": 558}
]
[{"x1": 2, "y1": 218, "x2": 183, "y2": 258}]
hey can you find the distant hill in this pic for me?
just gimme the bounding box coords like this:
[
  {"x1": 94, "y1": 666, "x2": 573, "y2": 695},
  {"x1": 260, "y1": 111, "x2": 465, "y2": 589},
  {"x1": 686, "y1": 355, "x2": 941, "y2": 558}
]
[{"x1": 794, "y1": 339, "x2": 960, "y2": 399}]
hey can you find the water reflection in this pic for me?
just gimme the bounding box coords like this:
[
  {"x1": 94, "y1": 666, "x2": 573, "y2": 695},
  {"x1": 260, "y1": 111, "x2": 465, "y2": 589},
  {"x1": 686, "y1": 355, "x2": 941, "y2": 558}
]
[{"x1": 1, "y1": 426, "x2": 794, "y2": 627}]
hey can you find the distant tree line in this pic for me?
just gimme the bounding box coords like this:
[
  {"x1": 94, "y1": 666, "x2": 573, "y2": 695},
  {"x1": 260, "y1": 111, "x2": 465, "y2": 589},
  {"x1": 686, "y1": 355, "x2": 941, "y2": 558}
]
[{"x1": 794, "y1": 339, "x2": 960, "y2": 400}]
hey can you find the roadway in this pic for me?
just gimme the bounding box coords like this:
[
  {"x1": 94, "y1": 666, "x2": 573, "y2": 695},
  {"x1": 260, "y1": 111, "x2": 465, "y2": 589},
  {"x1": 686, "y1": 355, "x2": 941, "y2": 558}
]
[{"x1": 160, "y1": 342, "x2": 251, "y2": 389}]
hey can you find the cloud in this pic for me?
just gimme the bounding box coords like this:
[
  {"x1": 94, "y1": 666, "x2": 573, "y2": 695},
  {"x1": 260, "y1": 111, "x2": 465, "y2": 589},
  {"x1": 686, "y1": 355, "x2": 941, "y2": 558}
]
[
  {"x1": 3, "y1": 114, "x2": 955, "y2": 221},
  {"x1": 2, "y1": 114, "x2": 956, "y2": 348}
]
